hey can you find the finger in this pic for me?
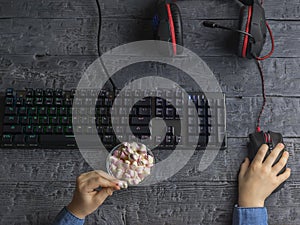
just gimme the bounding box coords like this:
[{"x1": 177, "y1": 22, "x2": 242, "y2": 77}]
[
  {"x1": 79, "y1": 173, "x2": 119, "y2": 193},
  {"x1": 272, "y1": 151, "x2": 289, "y2": 174},
  {"x1": 239, "y1": 158, "x2": 250, "y2": 179},
  {"x1": 94, "y1": 187, "x2": 114, "y2": 206},
  {"x1": 264, "y1": 143, "x2": 285, "y2": 167},
  {"x1": 276, "y1": 168, "x2": 291, "y2": 184},
  {"x1": 252, "y1": 144, "x2": 269, "y2": 164},
  {"x1": 79, "y1": 171, "x2": 119, "y2": 187}
]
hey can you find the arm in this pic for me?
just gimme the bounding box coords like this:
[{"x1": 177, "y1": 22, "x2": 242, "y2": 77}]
[
  {"x1": 52, "y1": 170, "x2": 122, "y2": 225},
  {"x1": 232, "y1": 143, "x2": 291, "y2": 225}
]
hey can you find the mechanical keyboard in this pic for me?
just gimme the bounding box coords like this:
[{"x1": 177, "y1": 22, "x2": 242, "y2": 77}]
[{"x1": 0, "y1": 88, "x2": 227, "y2": 150}]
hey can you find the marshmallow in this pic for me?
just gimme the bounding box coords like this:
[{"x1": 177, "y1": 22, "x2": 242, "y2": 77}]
[{"x1": 108, "y1": 142, "x2": 154, "y2": 186}]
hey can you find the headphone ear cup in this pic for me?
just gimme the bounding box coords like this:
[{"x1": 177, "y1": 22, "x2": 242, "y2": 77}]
[
  {"x1": 238, "y1": 6, "x2": 251, "y2": 58},
  {"x1": 170, "y1": 3, "x2": 183, "y2": 54}
]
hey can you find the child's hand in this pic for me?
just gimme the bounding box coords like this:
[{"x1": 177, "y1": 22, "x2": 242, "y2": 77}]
[
  {"x1": 67, "y1": 170, "x2": 121, "y2": 219},
  {"x1": 238, "y1": 143, "x2": 291, "y2": 207}
]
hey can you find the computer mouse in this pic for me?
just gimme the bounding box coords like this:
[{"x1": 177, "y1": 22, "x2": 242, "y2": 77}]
[{"x1": 248, "y1": 131, "x2": 287, "y2": 192}]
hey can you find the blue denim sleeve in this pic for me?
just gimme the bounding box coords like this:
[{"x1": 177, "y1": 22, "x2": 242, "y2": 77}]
[
  {"x1": 232, "y1": 205, "x2": 268, "y2": 225},
  {"x1": 52, "y1": 207, "x2": 85, "y2": 225}
]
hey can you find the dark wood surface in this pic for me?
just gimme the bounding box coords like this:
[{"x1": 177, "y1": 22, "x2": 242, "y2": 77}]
[{"x1": 0, "y1": 0, "x2": 299, "y2": 224}]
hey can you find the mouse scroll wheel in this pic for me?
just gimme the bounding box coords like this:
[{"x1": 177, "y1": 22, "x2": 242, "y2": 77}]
[
  {"x1": 268, "y1": 133, "x2": 272, "y2": 143},
  {"x1": 267, "y1": 133, "x2": 274, "y2": 150}
]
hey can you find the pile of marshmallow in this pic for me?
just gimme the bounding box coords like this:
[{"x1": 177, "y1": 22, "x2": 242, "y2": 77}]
[{"x1": 108, "y1": 142, "x2": 154, "y2": 188}]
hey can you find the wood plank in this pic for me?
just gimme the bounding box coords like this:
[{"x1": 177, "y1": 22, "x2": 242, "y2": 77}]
[
  {"x1": 226, "y1": 97, "x2": 300, "y2": 137},
  {"x1": 0, "y1": 181, "x2": 300, "y2": 225},
  {"x1": 1, "y1": 138, "x2": 299, "y2": 183},
  {"x1": 0, "y1": 18, "x2": 299, "y2": 57},
  {"x1": 0, "y1": 55, "x2": 299, "y2": 97},
  {"x1": 0, "y1": 0, "x2": 299, "y2": 20}
]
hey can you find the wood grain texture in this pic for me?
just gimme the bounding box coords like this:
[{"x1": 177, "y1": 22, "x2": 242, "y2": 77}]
[
  {"x1": 0, "y1": 0, "x2": 299, "y2": 20},
  {"x1": 0, "y1": 18, "x2": 299, "y2": 57},
  {"x1": 0, "y1": 56, "x2": 299, "y2": 97},
  {"x1": 0, "y1": 138, "x2": 300, "y2": 183},
  {"x1": 1, "y1": 180, "x2": 300, "y2": 225},
  {"x1": 0, "y1": 0, "x2": 299, "y2": 224}
]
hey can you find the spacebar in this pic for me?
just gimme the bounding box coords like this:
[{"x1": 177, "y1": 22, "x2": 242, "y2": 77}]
[{"x1": 39, "y1": 135, "x2": 77, "y2": 148}]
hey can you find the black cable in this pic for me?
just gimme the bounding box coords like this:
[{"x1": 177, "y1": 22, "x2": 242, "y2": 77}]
[
  {"x1": 95, "y1": 0, "x2": 117, "y2": 92},
  {"x1": 255, "y1": 59, "x2": 266, "y2": 132}
]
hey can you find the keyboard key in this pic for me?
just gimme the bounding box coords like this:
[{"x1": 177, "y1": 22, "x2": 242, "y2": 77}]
[
  {"x1": 55, "y1": 98, "x2": 63, "y2": 106},
  {"x1": 39, "y1": 107, "x2": 47, "y2": 115},
  {"x1": 20, "y1": 116, "x2": 29, "y2": 124},
  {"x1": 25, "y1": 125, "x2": 34, "y2": 133},
  {"x1": 31, "y1": 116, "x2": 39, "y2": 124},
  {"x1": 165, "y1": 107, "x2": 175, "y2": 118},
  {"x1": 40, "y1": 135, "x2": 77, "y2": 148},
  {"x1": 55, "y1": 89, "x2": 63, "y2": 97},
  {"x1": 101, "y1": 117, "x2": 109, "y2": 125},
  {"x1": 19, "y1": 107, "x2": 27, "y2": 115},
  {"x1": 5, "y1": 107, "x2": 17, "y2": 115},
  {"x1": 131, "y1": 117, "x2": 150, "y2": 125},
  {"x1": 130, "y1": 126, "x2": 149, "y2": 134},
  {"x1": 35, "y1": 125, "x2": 44, "y2": 134},
  {"x1": 27, "y1": 135, "x2": 38, "y2": 146},
  {"x1": 35, "y1": 97, "x2": 43, "y2": 106},
  {"x1": 65, "y1": 126, "x2": 73, "y2": 134},
  {"x1": 5, "y1": 97, "x2": 13, "y2": 106},
  {"x1": 46, "y1": 125, "x2": 53, "y2": 134},
  {"x1": 155, "y1": 98, "x2": 164, "y2": 107},
  {"x1": 45, "y1": 89, "x2": 54, "y2": 97},
  {"x1": 45, "y1": 97, "x2": 53, "y2": 106},
  {"x1": 25, "y1": 98, "x2": 34, "y2": 106},
  {"x1": 14, "y1": 134, "x2": 26, "y2": 145},
  {"x1": 3, "y1": 125, "x2": 22, "y2": 134},
  {"x1": 103, "y1": 135, "x2": 114, "y2": 144},
  {"x1": 138, "y1": 107, "x2": 151, "y2": 116},
  {"x1": 59, "y1": 107, "x2": 68, "y2": 115},
  {"x1": 61, "y1": 116, "x2": 69, "y2": 125},
  {"x1": 155, "y1": 108, "x2": 163, "y2": 117},
  {"x1": 29, "y1": 107, "x2": 37, "y2": 115},
  {"x1": 16, "y1": 97, "x2": 24, "y2": 106},
  {"x1": 3, "y1": 116, "x2": 18, "y2": 124},
  {"x1": 51, "y1": 116, "x2": 59, "y2": 124},
  {"x1": 26, "y1": 88, "x2": 34, "y2": 97},
  {"x1": 56, "y1": 125, "x2": 64, "y2": 134},
  {"x1": 135, "y1": 98, "x2": 151, "y2": 106},
  {"x1": 5, "y1": 88, "x2": 13, "y2": 97},
  {"x1": 49, "y1": 107, "x2": 57, "y2": 115},
  {"x1": 41, "y1": 116, "x2": 49, "y2": 124},
  {"x1": 2, "y1": 134, "x2": 13, "y2": 144},
  {"x1": 35, "y1": 89, "x2": 44, "y2": 97}
]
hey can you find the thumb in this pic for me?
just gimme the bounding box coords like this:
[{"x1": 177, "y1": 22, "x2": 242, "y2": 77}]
[
  {"x1": 94, "y1": 187, "x2": 114, "y2": 206},
  {"x1": 239, "y1": 158, "x2": 250, "y2": 179}
]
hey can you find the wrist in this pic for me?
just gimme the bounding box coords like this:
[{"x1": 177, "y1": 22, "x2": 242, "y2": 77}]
[
  {"x1": 66, "y1": 203, "x2": 87, "y2": 219},
  {"x1": 238, "y1": 199, "x2": 265, "y2": 208}
]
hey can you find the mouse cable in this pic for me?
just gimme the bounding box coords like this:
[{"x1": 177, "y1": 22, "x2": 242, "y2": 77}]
[
  {"x1": 95, "y1": 0, "x2": 117, "y2": 92},
  {"x1": 255, "y1": 59, "x2": 267, "y2": 132}
]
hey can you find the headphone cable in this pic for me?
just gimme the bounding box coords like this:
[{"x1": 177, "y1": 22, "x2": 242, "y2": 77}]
[
  {"x1": 255, "y1": 59, "x2": 267, "y2": 132},
  {"x1": 254, "y1": 0, "x2": 274, "y2": 132},
  {"x1": 95, "y1": 0, "x2": 117, "y2": 92},
  {"x1": 256, "y1": 22, "x2": 275, "y2": 60}
]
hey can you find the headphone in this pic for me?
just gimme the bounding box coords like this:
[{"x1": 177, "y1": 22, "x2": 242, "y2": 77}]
[
  {"x1": 153, "y1": 0, "x2": 274, "y2": 59},
  {"x1": 152, "y1": 0, "x2": 183, "y2": 55}
]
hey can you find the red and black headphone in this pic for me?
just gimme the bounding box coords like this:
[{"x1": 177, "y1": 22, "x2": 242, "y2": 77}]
[
  {"x1": 235, "y1": 0, "x2": 274, "y2": 59},
  {"x1": 152, "y1": 0, "x2": 183, "y2": 55},
  {"x1": 153, "y1": 0, "x2": 274, "y2": 59}
]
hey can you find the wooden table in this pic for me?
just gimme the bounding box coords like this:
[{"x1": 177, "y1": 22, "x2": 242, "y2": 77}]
[{"x1": 0, "y1": 0, "x2": 299, "y2": 224}]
